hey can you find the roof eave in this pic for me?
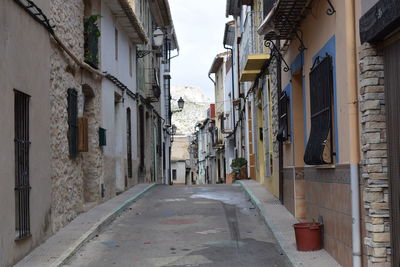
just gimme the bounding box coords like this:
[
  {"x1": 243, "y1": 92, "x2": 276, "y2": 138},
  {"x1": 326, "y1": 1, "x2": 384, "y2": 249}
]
[{"x1": 105, "y1": 0, "x2": 149, "y2": 44}]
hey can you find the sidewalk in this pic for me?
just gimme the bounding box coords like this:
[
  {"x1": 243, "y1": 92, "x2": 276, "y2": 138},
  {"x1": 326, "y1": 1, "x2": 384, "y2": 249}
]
[
  {"x1": 15, "y1": 183, "x2": 157, "y2": 267},
  {"x1": 237, "y1": 180, "x2": 341, "y2": 267}
]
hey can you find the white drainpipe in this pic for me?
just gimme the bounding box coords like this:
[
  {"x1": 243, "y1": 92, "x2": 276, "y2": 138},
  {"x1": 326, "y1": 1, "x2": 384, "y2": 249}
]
[{"x1": 346, "y1": 0, "x2": 362, "y2": 265}]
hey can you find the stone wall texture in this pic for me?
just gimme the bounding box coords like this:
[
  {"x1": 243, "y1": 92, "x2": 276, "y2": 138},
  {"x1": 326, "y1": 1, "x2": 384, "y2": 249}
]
[
  {"x1": 269, "y1": 58, "x2": 280, "y2": 159},
  {"x1": 50, "y1": 0, "x2": 103, "y2": 232},
  {"x1": 359, "y1": 43, "x2": 391, "y2": 267}
]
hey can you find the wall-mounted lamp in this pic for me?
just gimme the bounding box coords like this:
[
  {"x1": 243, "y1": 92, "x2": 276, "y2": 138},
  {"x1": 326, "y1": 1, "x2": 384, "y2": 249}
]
[
  {"x1": 171, "y1": 97, "x2": 185, "y2": 114},
  {"x1": 137, "y1": 28, "x2": 165, "y2": 58}
]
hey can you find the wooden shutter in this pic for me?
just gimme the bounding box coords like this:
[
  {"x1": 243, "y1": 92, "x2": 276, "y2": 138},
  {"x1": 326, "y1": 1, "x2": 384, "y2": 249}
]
[
  {"x1": 99, "y1": 127, "x2": 107, "y2": 146},
  {"x1": 78, "y1": 117, "x2": 89, "y2": 152},
  {"x1": 304, "y1": 55, "x2": 334, "y2": 165},
  {"x1": 67, "y1": 88, "x2": 78, "y2": 158}
]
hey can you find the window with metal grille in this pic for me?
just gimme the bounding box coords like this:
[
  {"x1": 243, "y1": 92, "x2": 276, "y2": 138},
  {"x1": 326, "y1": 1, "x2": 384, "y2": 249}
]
[
  {"x1": 157, "y1": 118, "x2": 162, "y2": 156},
  {"x1": 277, "y1": 91, "x2": 290, "y2": 142},
  {"x1": 68, "y1": 88, "x2": 78, "y2": 158},
  {"x1": 139, "y1": 106, "x2": 145, "y2": 170},
  {"x1": 304, "y1": 55, "x2": 334, "y2": 165},
  {"x1": 14, "y1": 90, "x2": 31, "y2": 240},
  {"x1": 126, "y1": 108, "x2": 132, "y2": 178}
]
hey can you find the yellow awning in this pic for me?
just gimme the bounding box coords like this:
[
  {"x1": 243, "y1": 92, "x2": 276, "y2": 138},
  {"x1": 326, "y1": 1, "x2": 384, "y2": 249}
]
[
  {"x1": 240, "y1": 54, "x2": 270, "y2": 82},
  {"x1": 240, "y1": 70, "x2": 260, "y2": 82}
]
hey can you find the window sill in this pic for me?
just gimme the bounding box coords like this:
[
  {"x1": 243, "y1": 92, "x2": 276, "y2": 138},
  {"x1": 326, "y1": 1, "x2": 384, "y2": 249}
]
[{"x1": 308, "y1": 164, "x2": 336, "y2": 169}]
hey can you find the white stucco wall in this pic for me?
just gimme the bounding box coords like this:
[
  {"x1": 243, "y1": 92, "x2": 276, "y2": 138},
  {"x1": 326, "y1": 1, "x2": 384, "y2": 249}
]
[
  {"x1": 0, "y1": 1, "x2": 52, "y2": 266},
  {"x1": 171, "y1": 161, "x2": 186, "y2": 184},
  {"x1": 100, "y1": 1, "x2": 139, "y2": 193}
]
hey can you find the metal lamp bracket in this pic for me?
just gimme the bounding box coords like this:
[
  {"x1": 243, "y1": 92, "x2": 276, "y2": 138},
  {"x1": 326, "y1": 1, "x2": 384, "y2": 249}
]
[
  {"x1": 136, "y1": 50, "x2": 153, "y2": 58},
  {"x1": 295, "y1": 30, "x2": 307, "y2": 52},
  {"x1": 264, "y1": 40, "x2": 290, "y2": 72},
  {"x1": 326, "y1": 0, "x2": 336, "y2": 15}
]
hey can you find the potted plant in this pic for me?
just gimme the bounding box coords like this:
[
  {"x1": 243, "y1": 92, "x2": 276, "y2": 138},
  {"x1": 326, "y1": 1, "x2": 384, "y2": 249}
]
[
  {"x1": 230, "y1": 158, "x2": 247, "y2": 180},
  {"x1": 293, "y1": 219, "x2": 323, "y2": 251}
]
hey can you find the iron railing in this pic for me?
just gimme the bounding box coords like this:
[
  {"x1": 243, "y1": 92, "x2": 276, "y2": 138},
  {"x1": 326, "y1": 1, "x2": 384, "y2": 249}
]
[{"x1": 240, "y1": 11, "x2": 265, "y2": 75}]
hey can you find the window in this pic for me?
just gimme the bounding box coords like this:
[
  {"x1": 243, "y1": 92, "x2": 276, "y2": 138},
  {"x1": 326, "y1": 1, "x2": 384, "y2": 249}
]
[
  {"x1": 129, "y1": 46, "x2": 133, "y2": 76},
  {"x1": 304, "y1": 55, "x2": 334, "y2": 165},
  {"x1": 115, "y1": 28, "x2": 118, "y2": 61},
  {"x1": 277, "y1": 91, "x2": 290, "y2": 142},
  {"x1": 139, "y1": 106, "x2": 145, "y2": 169},
  {"x1": 126, "y1": 108, "x2": 132, "y2": 178},
  {"x1": 172, "y1": 169, "x2": 177, "y2": 181},
  {"x1": 68, "y1": 88, "x2": 78, "y2": 158},
  {"x1": 14, "y1": 90, "x2": 31, "y2": 240}
]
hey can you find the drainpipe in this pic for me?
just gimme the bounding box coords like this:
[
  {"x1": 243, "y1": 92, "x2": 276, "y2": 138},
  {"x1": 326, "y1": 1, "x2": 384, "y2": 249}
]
[
  {"x1": 346, "y1": 0, "x2": 361, "y2": 266},
  {"x1": 208, "y1": 73, "x2": 216, "y2": 85},
  {"x1": 224, "y1": 44, "x2": 236, "y2": 151}
]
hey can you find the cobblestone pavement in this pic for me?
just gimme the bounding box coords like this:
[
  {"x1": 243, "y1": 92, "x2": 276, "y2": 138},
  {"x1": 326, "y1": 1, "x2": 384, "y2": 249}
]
[{"x1": 64, "y1": 184, "x2": 292, "y2": 267}]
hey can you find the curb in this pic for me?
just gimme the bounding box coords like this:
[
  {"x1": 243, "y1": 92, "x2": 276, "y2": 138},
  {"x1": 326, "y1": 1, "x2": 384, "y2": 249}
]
[
  {"x1": 236, "y1": 180, "x2": 298, "y2": 267},
  {"x1": 53, "y1": 183, "x2": 157, "y2": 267}
]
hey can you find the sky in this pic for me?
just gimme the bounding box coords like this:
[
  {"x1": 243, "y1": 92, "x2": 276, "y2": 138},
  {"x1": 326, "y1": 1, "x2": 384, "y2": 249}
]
[{"x1": 169, "y1": 0, "x2": 229, "y2": 101}]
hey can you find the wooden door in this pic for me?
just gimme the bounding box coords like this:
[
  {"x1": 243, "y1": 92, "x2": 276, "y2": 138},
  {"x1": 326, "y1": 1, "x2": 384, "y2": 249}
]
[{"x1": 384, "y1": 39, "x2": 400, "y2": 267}]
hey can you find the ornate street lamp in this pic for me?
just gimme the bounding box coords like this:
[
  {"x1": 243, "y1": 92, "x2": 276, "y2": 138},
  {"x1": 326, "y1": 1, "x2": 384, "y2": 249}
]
[
  {"x1": 137, "y1": 28, "x2": 165, "y2": 58},
  {"x1": 172, "y1": 97, "x2": 185, "y2": 114}
]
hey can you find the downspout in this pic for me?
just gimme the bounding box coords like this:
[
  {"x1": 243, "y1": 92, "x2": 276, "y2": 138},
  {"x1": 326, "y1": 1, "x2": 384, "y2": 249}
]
[
  {"x1": 224, "y1": 44, "x2": 236, "y2": 151},
  {"x1": 208, "y1": 73, "x2": 216, "y2": 85},
  {"x1": 346, "y1": 0, "x2": 361, "y2": 266},
  {"x1": 167, "y1": 39, "x2": 179, "y2": 185},
  {"x1": 277, "y1": 40, "x2": 284, "y2": 204}
]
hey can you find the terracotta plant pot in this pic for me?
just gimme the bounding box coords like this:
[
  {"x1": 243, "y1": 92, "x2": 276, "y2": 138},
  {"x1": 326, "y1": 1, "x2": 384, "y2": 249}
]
[{"x1": 293, "y1": 222, "x2": 323, "y2": 251}]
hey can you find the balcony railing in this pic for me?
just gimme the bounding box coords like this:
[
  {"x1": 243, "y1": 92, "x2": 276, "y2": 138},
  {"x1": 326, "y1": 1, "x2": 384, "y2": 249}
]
[
  {"x1": 145, "y1": 67, "x2": 160, "y2": 101},
  {"x1": 239, "y1": 11, "x2": 265, "y2": 75}
]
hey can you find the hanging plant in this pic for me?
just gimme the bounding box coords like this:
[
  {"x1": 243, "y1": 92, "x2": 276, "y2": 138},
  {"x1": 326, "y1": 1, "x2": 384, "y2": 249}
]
[{"x1": 84, "y1": 14, "x2": 101, "y2": 68}]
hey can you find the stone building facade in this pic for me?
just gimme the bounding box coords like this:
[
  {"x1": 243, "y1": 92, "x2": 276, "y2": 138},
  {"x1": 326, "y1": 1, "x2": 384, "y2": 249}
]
[
  {"x1": 49, "y1": 0, "x2": 103, "y2": 231},
  {"x1": 359, "y1": 43, "x2": 391, "y2": 266}
]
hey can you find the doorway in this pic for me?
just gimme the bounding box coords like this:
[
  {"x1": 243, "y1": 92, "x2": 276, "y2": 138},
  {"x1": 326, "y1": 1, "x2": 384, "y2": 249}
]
[{"x1": 384, "y1": 39, "x2": 400, "y2": 266}]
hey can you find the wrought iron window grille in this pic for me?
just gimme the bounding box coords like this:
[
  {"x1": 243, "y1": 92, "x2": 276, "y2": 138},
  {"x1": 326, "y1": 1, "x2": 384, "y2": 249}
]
[
  {"x1": 14, "y1": 90, "x2": 32, "y2": 240},
  {"x1": 304, "y1": 54, "x2": 335, "y2": 165},
  {"x1": 264, "y1": 40, "x2": 290, "y2": 72}
]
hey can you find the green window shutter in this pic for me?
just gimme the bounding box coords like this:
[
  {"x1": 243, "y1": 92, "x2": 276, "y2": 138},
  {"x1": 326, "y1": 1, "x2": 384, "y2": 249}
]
[
  {"x1": 67, "y1": 88, "x2": 78, "y2": 158},
  {"x1": 99, "y1": 127, "x2": 107, "y2": 146}
]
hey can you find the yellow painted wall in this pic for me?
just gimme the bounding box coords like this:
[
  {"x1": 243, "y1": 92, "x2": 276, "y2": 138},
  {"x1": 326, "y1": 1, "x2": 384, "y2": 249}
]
[
  {"x1": 281, "y1": 0, "x2": 354, "y2": 167},
  {"x1": 256, "y1": 99, "x2": 265, "y2": 184}
]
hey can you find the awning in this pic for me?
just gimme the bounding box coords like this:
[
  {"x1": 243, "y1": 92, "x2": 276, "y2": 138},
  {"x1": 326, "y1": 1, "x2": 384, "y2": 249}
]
[
  {"x1": 240, "y1": 54, "x2": 271, "y2": 82},
  {"x1": 223, "y1": 21, "x2": 235, "y2": 47},
  {"x1": 105, "y1": 0, "x2": 149, "y2": 44},
  {"x1": 257, "y1": 0, "x2": 310, "y2": 40},
  {"x1": 209, "y1": 57, "x2": 224, "y2": 74}
]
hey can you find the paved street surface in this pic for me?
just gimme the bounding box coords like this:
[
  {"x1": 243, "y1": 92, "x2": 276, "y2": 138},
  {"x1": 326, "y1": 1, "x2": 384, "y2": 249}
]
[{"x1": 64, "y1": 184, "x2": 292, "y2": 267}]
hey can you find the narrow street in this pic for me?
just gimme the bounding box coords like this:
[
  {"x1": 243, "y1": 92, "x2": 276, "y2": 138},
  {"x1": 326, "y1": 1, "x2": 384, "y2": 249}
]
[{"x1": 64, "y1": 185, "x2": 291, "y2": 267}]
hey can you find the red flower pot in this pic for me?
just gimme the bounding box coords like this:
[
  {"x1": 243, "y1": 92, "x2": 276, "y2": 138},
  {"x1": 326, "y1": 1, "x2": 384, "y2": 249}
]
[{"x1": 293, "y1": 222, "x2": 323, "y2": 251}]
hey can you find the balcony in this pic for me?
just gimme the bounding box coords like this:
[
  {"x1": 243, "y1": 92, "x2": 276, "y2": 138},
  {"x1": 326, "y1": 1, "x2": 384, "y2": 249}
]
[
  {"x1": 239, "y1": 11, "x2": 271, "y2": 82},
  {"x1": 145, "y1": 68, "x2": 161, "y2": 102}
]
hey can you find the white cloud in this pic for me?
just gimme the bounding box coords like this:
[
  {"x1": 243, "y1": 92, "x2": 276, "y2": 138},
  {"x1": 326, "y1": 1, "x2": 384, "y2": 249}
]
[{"x1": 169, "y1": 0, "x2": 229, "y2": 101}]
